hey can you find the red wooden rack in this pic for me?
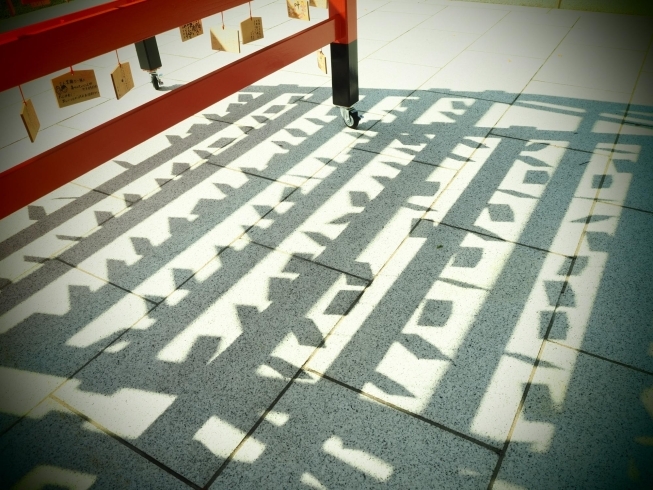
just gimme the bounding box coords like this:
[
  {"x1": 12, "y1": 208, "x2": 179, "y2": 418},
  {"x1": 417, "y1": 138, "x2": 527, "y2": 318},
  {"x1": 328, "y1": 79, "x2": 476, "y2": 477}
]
[{"x1": 0, "y1": 0, "x2": 359, "y2": 219}]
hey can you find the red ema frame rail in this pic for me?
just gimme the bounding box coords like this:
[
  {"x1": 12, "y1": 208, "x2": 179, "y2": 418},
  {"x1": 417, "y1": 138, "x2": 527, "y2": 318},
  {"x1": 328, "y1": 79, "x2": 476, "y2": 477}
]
[{"x1": 0, "y1": 0, "x2": 358, "y2": 219}]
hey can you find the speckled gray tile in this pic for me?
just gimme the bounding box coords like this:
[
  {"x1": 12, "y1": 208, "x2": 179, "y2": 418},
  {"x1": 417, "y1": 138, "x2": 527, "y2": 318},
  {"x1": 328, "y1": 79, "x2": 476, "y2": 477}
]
[
  {"x1": 0, "y1": 183, "x2": 128, "y2": 282},
  {"x1": 426, "y1": 136, "x2": 602, "y2": 256},
  {"x1": 247, "y1": 148, "x2": 456, "y2": 280},
  {"x1": 207, "y1": 100, "x2": 379, "y2": 187},
  {"x1": 495, "y1": 341, "x2": 653, "y2": 489},
  {"x1": 351, "y1": 90, "x2": 508, "y2": 169},
  {"x1": 213, "y1": 371, "x2": 497, "y2": 489},
  {"x1": 54, "y1": 240, "x2": 364, "y2": 485},
  {"x1": 0, "y1": 259, "x2": 152, "y2": 432},
  {"x1": 60, "y1": 163, "x2": 295, "y2": 299},
  {"x1": 549, "y1": 203, "x2": 653, "y2": 373},
  {"x1": 0, "y1": 398, "x2": 187, "y2": 489},
  {"x1": 308, "y1": 220, "x2": 572, "y2": 447}
]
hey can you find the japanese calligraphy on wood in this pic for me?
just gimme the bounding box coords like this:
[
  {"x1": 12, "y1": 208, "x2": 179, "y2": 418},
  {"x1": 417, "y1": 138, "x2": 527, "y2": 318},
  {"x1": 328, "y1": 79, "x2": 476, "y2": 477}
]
[
  {"x1": 240, "y1": 17, "x2": 264, "y2": 44},
  {"x1": 211, "y1": 27, "x2": 241, "y2": 53},
  {"x1": 287, "y1": 0, "x2": 310, "y2": 21},
  {"x1": 20, "y1": 99, "x2": 40, "y2": 142},
  {"x1": 110, "y1": 62, "x2": 135, "y2": 100},
  {"x1": 51, "y1": 70, "x2": 100, "y2": 108},
  {"x1": 180, "y1": 20, "x2": 204, "y2": 42}
]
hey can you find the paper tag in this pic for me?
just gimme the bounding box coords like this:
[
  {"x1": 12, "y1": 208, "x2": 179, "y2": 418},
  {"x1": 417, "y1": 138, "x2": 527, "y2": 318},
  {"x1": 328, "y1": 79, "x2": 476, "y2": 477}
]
[
  {"x1": 51, "y1": 70, "x2": 101, "y2": 108},
  {"x1": 240, "y1": 17, "x2": 264, "y2": 44},
  {"x1": 310, "y1": 0, "x2": 327, "y2": 8},
  {"x1": 317, "y1": 50, "x2": 328, "y2": 74},
  {"x1": 110, "y1": 62, "x2": 135, "y2": 100},
  {"x1": 180, "y1": 20, "x2": 203, "y2": 42},
  {"x1": 287, "y1": 0, "x2": 310, "y2": 21},
  {"x1": 20, "y1": 99, "x2": 40, "y2": 143},
  {"x1": 211, "y1": 26, "x2": 241, "y2": 53}
]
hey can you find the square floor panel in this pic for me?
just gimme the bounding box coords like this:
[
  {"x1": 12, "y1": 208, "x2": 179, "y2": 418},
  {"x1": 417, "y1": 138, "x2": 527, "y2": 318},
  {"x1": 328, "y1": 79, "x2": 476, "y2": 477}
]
[
  {"x1": 495, "y1": 342, "x2": 653, "y2": 489},
  {"x1": 0, "y1": 398, "x2": 187, "y2": 489},
  {"x1": 420, "y1": 50, "x2": 545, "y2": 104},
  {"x1": 419, "y1": 6, "x2": 508, "y2": 34},
  {"x1": 213, "y1": 371, "x2": 498, "y2": 488},
  {"x1": 54, "y1": 239, "x2": 363, "y2": 485},
  {"x1": 308, "y1": 220, "x2": 572, "y2": 447}
]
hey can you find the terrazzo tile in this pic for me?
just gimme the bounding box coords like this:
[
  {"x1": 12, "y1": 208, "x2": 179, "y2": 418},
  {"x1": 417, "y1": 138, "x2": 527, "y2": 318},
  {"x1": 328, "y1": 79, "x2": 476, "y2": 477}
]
[
  {"x1": 207, "y1": 100, "x2": 379, "y2": 186},
  {"x1": 495, "y1": 342, "x2": 653, "y2": 489},
  {"x1": 357, "y1": 10, "x2": 428, "y2": 42},
  {"x1": 419, "y1": 5, "x2": 508, "y2": 34},
  {"x1": 499, "y1": 9, "x2": 580, "y2": 27},
  {"x1": 369, "y1": 28, "x2": 480, "y2": 68},
  {"x1": 247, "y1": 148, "x2": 455, "y2": 279},
  {"x1": 0, "y1": 259, "x2": 151, "y2": 431},
  {"x1": 378, "y1": 1, "x2": 447, "y2": 15},
  {"x1": 631, "y1": 71, "x2": 653, "y2": 107},
  {"x1": 352, "y1": 90, "x2": 508, "y2": 168},
  {"x1": 0, "y1": 182, "x2": 128, "y2": 282},
  {"x1": 308, "y1": 220, "x2": 571, "y2": 447},
  {"x1": 0, "y1": 398, "x2": 187, "y2": 489},
  {"x1": 549, "y1": 203, "x2": 653, "y2": 373},
  {"x1": 213, "y1": 371, "x2": 498, "y2": 488},
  {"x1": 54, "y1": 239, "x2": 364, "y2": 484},
  {"x1": 427, "y1": 136, "x2": 603, "y2": 256},
  {"x1": 60, "y1": 163, "x2": 295, "y2": 299},
  {"x1": 420, "y1": 50, "x2": 544, "y2": 104},
  {"x1": 533, "y1": 41, "x2": 645, "y2": 94},
  {"x1": 467, "y1": 20, "x2": 569, "y2": 59}
]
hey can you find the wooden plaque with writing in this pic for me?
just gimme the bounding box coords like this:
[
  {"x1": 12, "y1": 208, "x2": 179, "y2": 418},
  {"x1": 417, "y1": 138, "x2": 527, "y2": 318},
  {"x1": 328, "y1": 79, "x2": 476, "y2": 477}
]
[
  {"x1": 180, "y1": 20, "x2": 204, "y2": 42},
  {"x1": 20, "y1": 99, "x2": 40, "y2": 143},
  {"x1": 310, "y1": 0, "x2": 328, "y2": 8},
  {"x1": 240, "y1": 17, "x2": 264, "y2": 45},
  {"x1": 211, "y1": 27, "x2": 241, "y2": 53},
  {"x1": 287, "y1": 0, "x2": 310, "y2": 21},
  {"x1": 51, "y1": 70, "x2": 101, "y2": 108},
  {"x1": 110, "y1": 62, "x2": 135, "y2": 100},
  {"x1": 317, "y1": 50, "x2": 328, "y2": 74}
]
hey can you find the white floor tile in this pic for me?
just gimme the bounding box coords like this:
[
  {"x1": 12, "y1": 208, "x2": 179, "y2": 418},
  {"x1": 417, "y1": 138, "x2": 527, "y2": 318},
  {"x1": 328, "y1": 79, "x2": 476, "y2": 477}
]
[{"x1": 419, "y1": 5, "x2": 508, "y2": 34}]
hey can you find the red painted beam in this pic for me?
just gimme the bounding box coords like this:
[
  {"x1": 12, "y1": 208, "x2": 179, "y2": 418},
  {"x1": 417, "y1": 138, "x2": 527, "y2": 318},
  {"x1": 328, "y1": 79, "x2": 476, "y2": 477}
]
[
  {"x1": 0, "y1": 18, "x2": 337, "y2": 219},
  {"x1": 329, "y1": 0, "x2": 357, "y2": 44},
  {"x1": 0, "y1": 0, "x2": 251, "y2": 92}
]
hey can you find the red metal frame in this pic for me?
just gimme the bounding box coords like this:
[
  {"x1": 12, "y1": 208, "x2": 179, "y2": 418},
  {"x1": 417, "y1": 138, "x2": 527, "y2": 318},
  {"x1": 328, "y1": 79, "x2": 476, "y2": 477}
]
[{"x1": 0, "y1": 0, "x2": 357, "y2": 219}]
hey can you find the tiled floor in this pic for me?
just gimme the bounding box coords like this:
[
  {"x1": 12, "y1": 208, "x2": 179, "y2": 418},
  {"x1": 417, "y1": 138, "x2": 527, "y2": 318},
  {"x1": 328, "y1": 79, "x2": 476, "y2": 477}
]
[{"x1": 1, "y1": 0, "x2": 653, "y2": 488}]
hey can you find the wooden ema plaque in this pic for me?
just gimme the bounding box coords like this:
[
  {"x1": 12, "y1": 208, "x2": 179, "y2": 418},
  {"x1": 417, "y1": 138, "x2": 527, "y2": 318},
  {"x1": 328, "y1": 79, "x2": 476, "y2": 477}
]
[
  {"x1": 317, "y1": 50, "x2": 327, "y2": 74},
  {"x1": 211, "y1": 27, "x2": 241, "y2": 53},
  {"x1": 51, "y1": 70, "x2": 100, "y2": 108},
  {"x1": 20, "y1": 99, "x2": 40, "y2": 142},
  {"x1": 180, "y1": 20, "x2": 203, "y2": 42},
  {"x1": 287, "y1": 0, "x2": 310, "y2": 21},
  {"x1": 240, "y1": 17, "x2": 264, "y2": 45},
  {"x1": 310, "y1": 0, "x2": 327, "y2": 8},
  {"x1": 110, "y1": 62, "x2": 135, "y2": 100}
]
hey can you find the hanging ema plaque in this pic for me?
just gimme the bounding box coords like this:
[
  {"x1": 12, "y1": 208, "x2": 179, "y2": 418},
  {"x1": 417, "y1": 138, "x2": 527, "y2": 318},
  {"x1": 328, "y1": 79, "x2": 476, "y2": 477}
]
[
  {"x1": 211, "y1": 26, "x2": 241, "y2": 53},
  {"x1": 180, "y1": 20, "x2": 203, "y2": 42},
  {"x1": 51, "y1": 70, "x2": 101, "y2": 108},
  {"x1": 317, "y1": 50, "x2": 327, "y2": 74},
  {"x1": 287, "y1": 0, "x2": 310, "y2": 21},
  {"x1": 110, "y1": 62, "x2": 135, "y2": 100},
  {"x1": 240, "y1": 17, "x2": 264, "y2": 44},
  {"x1": 20, "y1": 99, "x2": 40, "y2": 142},
  {"x1": 309, "y1": 0, "x2": 327, "y2": 8}
]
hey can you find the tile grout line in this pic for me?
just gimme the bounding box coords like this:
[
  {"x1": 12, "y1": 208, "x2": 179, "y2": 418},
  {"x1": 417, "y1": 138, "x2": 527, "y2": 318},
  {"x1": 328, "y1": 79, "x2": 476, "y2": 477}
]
[
  {"x1": 595, "y1": 199, "x2": 653, "y2": 216},
  {"x1": 305, "y1": 367, "x2": 503, "y2": 455},
  {"x1": 48, "y1": 395, "x2": 202, "y2": 490},
  {"x1": 487, "y1": 143, "x2": 614, "y2": 489},
  {"x1": 546, "y1": 339, "x2": 653, "y2": 377}
]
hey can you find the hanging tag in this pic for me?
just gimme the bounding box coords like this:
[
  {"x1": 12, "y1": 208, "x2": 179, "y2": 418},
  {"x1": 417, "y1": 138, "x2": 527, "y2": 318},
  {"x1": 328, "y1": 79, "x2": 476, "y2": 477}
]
[
  {"x1": 110, "y1": 62, "x2": 135, "y2": 100},
  {"x1": 20, "y1": 99, "x2": 40, "y2": 143},
  {"x1": 287, "y1": 0, "x2": 310, "y2": 21},
  {"x1": 51, "y1": 70, "x2": 100, "y2": 108},
  {"x1": 240, "y1": 17, "x2": 264, "y2": 44},
  {"x1": 180, "y1": 20, "x2": 203, "y2": 42},
  {"x1": 211, "y1": 27, "x2": 241, "y2": 53},
  {"x1": 309, "y1": 0, "x2": 327, "y2": 8},
  {"x1": 317, "y1": 50, "x2": 328, "y2": 74}
]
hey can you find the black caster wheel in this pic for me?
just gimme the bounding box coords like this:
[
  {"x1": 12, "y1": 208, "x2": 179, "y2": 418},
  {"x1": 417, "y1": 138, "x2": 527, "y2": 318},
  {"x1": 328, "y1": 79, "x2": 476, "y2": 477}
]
[
  {"x1": 151, "y1": 73, "x2": 163, "y2": 90},
  {"x1": 340, "y1": 107, "x2": 361, "y2": 129}
]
